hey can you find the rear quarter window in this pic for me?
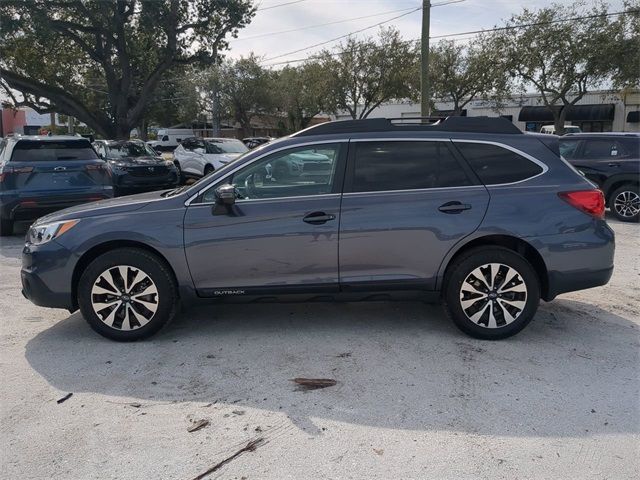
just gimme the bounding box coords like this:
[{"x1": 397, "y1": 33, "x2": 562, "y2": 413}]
[
  {"x1": 455, "y1": 142, "x2": 543, "y2": 185},
  {"x1": 11, "y1": 140, "x2": 99, "y2": 162}
]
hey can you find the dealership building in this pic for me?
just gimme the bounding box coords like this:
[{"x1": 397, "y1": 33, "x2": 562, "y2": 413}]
[{"x1": 333, "y1": 89, "x2": 640, "y2": 133}]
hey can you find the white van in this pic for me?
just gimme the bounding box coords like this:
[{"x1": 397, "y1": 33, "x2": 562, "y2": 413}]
[
  {"x1": 540, "y1": 125, "x2": 582, "y2": 135},
  {"x1": 147, "y1": 128, "x2": 194, "y2": 150}
]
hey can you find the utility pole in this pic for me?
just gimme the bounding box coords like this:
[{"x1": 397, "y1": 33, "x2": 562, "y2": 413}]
[{"x1": 420, "y1": 0, "x2": 431, "y2": 117}]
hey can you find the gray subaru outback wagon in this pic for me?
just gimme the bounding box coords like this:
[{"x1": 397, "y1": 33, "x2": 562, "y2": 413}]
[{"x1": 21, "y1": 117, "x2": 614, "y2": 341}]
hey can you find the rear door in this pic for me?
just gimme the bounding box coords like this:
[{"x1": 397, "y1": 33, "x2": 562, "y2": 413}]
[
  {"x1": 7, "y1": 139, "x2": 111, "y2": 196},
  {"x1": 338, "y1": 139, "x2": 489, "y2": 291}
]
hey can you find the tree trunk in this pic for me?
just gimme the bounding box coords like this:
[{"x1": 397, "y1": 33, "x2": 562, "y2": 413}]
[
  {"x1": 137, "y1": 118, "x2": 148, "y2": 141},
  {"x1": 554, "y1": 106, "x2": 570, "y2": 136}
]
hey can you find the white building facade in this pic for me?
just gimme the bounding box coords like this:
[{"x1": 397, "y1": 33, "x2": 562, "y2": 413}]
[{"x1": 333, "y1": 90, "x2": 640, "y2": 133}]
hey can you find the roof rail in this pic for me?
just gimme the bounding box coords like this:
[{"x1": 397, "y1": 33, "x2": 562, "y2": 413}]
[{"x1": 293, "y1": 116, "x2": 522, "y2": 136}]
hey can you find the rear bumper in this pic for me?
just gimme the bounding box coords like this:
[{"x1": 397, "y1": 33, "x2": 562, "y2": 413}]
[
  {"x1": 529, "y1": 219, "x2": 615, "y2": 301},
  {"x1": 21, "y1": 240, "x2": 76, "y2": 311}
]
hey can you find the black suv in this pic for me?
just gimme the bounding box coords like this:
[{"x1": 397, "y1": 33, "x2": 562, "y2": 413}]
[{"x1": 560, "y1": 133, "x2": 640, "y2": 222}]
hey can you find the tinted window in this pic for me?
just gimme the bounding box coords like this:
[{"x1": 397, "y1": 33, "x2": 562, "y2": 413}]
[
  {"x1": 107, "y1": 141, "x2": 157, "y2": 158},
  {"x1": 559, "y1": 139, "x2": 580, "y2": 159},
  {"x1": 202, "y1": 143, "x2": 342, "y2": 202},
  {"x1": 582, "y1": 139, "x2": 616, "y2": 159},
  {"x1": 351, "y1": 141, "x2": 471, "y2": 192},
  {"x1": 11, "y1": 140, "x2": 99, "y2": 162},
  {"x1": 455, "y1": 143, "x2": 543, "y2": 184}
]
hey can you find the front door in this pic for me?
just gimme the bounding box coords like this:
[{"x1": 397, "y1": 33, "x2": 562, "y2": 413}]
[
  {"x1": 183, "y1": 142, "x2": 346, "y2": 296},
  {"x1": 339, "y1": 139, "x2": 490, "y2": 291}
]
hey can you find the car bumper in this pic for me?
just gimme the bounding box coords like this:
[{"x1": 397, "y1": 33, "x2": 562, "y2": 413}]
[
  {"x1": 1, "y1": 191, "x2": 113, "y2": 222},
  {"x1": 112, "y1": 170, "x2": 179, "y2": 190},
  {"x1": 530, "y1": 219, "x2": 615, "y2": 301},
  {"x1": 21, "y1": 240, "x2": 76, "y2": 311}
]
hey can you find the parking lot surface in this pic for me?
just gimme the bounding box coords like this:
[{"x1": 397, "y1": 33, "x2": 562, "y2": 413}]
[{"x1": 1, "y1": 218, "x2": 638, "y2": 480}]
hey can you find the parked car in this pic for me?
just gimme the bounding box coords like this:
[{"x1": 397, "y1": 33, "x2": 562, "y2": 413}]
[
  {"x1": 540, "y1": 125, "x2": 582, "y2": 135},
  {"x1": 173, "y1": 137, "x2": 248, "y2": 180},
  {"x1": 0, "y1": 135, "x2": 112, "y2": 236},
  {"x1": 559, "y1": 133, "x2": 639, "y2": 222},
  {"x1": 21, "y1": 117, "x2": 614, "y2": 341},
  {"x1": 146, "y1": 128, "x2": 193, "y2": 151},
  {"x1": 243, "y1": 137, "x2": 274, "y2": 149},
  {"x1": 93, "y1": 140, "x2": 179, "y2": 196}
]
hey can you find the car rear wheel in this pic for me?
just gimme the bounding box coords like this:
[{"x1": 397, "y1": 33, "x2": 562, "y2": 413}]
[
  {"x1": 443, "y1": 247, "x2": 540, "y2": 340},
  {"x1": 78, "y1": 248, "x2": 178, "y2": 341},
  {"x1": 0, "y1": 218, "x2": 13, "y2": 236},
  {"x1": 610, "y1": 184, "x2": 639, "y2": 222}
]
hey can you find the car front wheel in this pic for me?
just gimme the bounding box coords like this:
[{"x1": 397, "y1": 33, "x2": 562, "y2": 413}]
[
  {"x1": 443, "y1": 247, "x2": 540, "y2": 340},
  {"x1": 78, "y1": 248, "x2": 178, "y2": 341},
  {"x1": 610, "y1": 184, "x2": 640, "y2": 222}
]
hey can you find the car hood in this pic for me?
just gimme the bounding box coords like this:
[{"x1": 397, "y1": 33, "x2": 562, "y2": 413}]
[
  {"x1": 204, "y1": 152, "x2": 244, "y2": 163},
  {"x1": 33, "y1": 190, "x2": 167, "y2": 225},
  {"x1": 107, "y1": 155, "x2": 165, "y2": 165}
]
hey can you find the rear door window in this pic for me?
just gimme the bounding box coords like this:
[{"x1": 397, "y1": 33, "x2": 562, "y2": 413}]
[
  {"x1": 455, "y1": 142, "x2": 543, "y2": 185},
  {"x1": 582, "y1": 139, "x2": 617, "y2": 159},
  {"x1": 11, "y1": 140, "x2": 99, "y2": 162},
  {"x1": 350, "y1": 141, "x2": 472, "y2": 192}
]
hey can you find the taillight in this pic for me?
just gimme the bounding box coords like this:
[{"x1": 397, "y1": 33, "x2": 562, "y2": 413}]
[
  {"x1": 0, "y1": 166, "x2": 34, "y2": 182},
  {"x1": 559, "y1": 190, "x2": 605, "y2": 219}
]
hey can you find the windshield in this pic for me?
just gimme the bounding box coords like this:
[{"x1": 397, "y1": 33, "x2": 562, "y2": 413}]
[
  {"x1": 107, "y1": 142, "x2": 157, "y2": 159},
  {"x1": 205, "y1": 140, "x2": 248, "y2": 154}
]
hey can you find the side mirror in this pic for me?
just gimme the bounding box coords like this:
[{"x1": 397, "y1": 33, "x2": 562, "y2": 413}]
[{"x1": 215, "y1": 184, "x2": 236, "y2": 205}]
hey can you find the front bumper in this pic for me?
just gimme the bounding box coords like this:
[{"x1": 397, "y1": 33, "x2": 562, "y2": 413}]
[
  {"x1": 21, "y1": 240, "x2": 76, "y2": 311},
  {"x1": 112, "y1": 169, "x2": 179, "y2": 190}
]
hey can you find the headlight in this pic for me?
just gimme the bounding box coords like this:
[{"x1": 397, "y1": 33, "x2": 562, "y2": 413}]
[
  {"x1": 108, "y1": 160, "x2": 128, "y2": 171},
  {"x1": 28, "y1": 219, "x2": 79, "y2": 245}
]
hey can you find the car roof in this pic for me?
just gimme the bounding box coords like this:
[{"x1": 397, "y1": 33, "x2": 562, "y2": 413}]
[
  {"x1": 11, "y1": 135, "x2": 90, "y2": 142},
  {"x1": 562, "y1": 132, "x2": 640, "y2": 138},
  {"x1": 202, "y1": 137, "x2": 243, "y2": 142}
]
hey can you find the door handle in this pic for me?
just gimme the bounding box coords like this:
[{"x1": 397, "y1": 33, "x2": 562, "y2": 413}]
[
  {"x1": 303, "y1": 212, "x2": 336, "y2": 224},
  {"x1": 438, "y1": 201, "x2": 472, "y2": 214},
  {"x1": 54, "y1": 166, "x2": 67, "y2": 171}
]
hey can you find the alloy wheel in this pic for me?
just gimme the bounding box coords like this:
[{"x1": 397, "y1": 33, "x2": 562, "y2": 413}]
[
  {"x1": 459, "y1": 263, "x2": 527, "y2": 329},
  {"x1": 91, "y1": 265, "x2": 159, "y2": 330},
  {"x1": 613, "y1": 190, "x2": 640, "y2": 218}
]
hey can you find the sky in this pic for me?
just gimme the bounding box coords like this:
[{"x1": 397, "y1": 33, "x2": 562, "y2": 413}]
[{"x1": 226, "y1": 0, "x2": 627, "y2": 67}]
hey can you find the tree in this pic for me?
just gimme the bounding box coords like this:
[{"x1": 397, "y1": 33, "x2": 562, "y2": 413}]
[
  {"x1": 0, "y1": 0, "x2": 254, "y2": 139},
  {"x1": 493, "y1": 2, "x2": 625, "y2": 134},
  {"x1": 604, "y1": 0, "x2": 640, "y2": 89},
  {"x1": 428, "y1": 38, "x2": 510, "y2": 116},
  {"x1": 318, "y1": 28, "x2": 419, "y2": 119},
  {"x1": 216, "y1": 54, "x2": 275, "y2": 137},
  {"x1": 274, "y1": 62, "x2": 332, "y2": 133}
]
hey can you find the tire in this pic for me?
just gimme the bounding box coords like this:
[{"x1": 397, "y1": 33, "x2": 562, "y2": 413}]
[
  {"x1": 174, "y1": 161, "x2": 184, "y2": 185},
  {"x1": 443, "y1": 246, "x2": 540, "y2": 340},
  {"x1": 0, "y1": 218, "x2": 13, "y2": 236},
  {"x1": 77, "y1": 248, "x2": 178, "y2": 341},
  {"x1": 204, "y1": 164, "x2": 214, "y2": 176},
  {"x1": 609, "y1": 184, "x2": 639, "y2": 222}
]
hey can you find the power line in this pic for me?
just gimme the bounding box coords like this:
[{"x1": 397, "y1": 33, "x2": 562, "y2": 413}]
[
  {"x1": 232, "y1": 7, "x2": 418, "y2": 42},
  {"x1": 256, "y1": 0, "x2": 309, "y2": 11},
  {"x1": 261, "y1": 7, "x2": 422, "y2": 63},
  {"x1": 262, "y1": 8, "x2": 637, "y2": 67},
  {"x1": 260, "y1": 0, "x2": 465, "y2": 64}
]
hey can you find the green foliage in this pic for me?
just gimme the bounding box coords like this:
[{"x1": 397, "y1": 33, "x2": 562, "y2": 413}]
[
  {"x1": 0, "y1": 0, "x2": 255, "y2": 139},
  {"x1": 317, "y1": 28, "x2": 419, "y2": 119},
  {"x1": 492, "y1": 1, "x2": 630, "y2": 134},
  {"x1": 428, "y1": 38, "x2": 509, "y2": 115}
]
